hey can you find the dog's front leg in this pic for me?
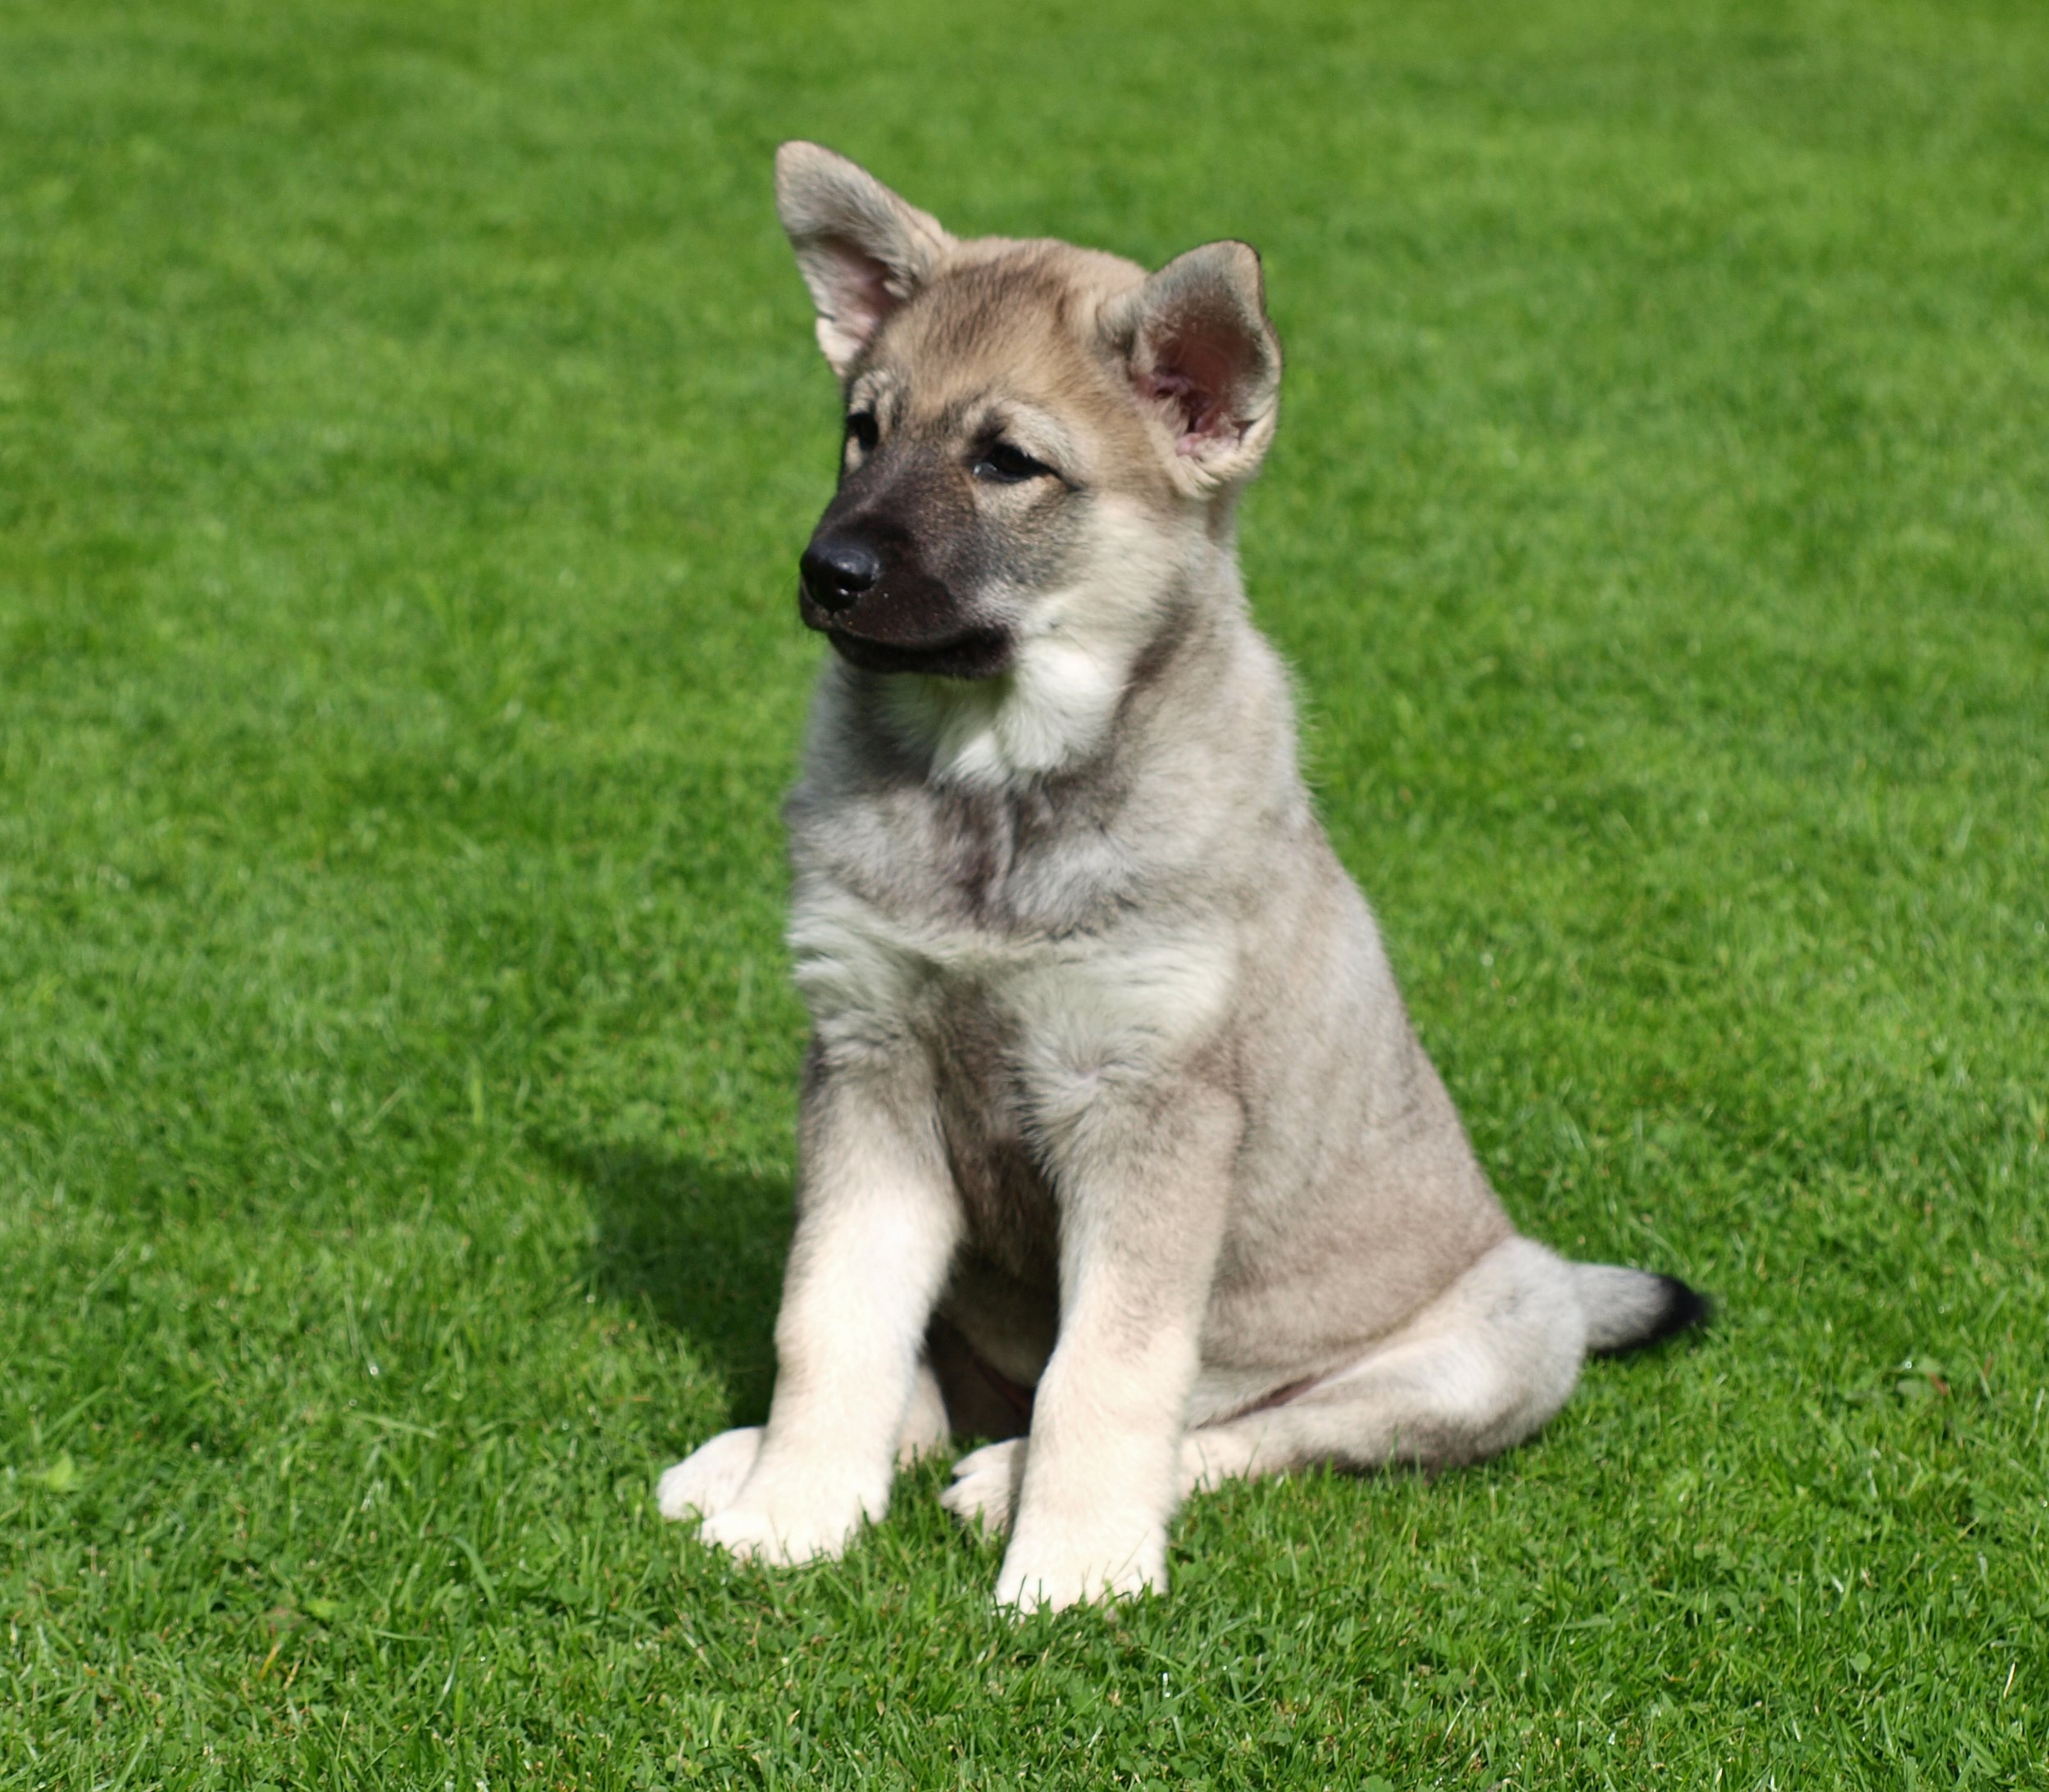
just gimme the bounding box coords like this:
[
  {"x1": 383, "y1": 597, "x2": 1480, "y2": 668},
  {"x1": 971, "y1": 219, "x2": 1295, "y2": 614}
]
[
  {"x1": 995, "y1": 1080, "x2": 1238, "y2": 1613},
  {"x1": 690, "y1": 1046, "x2": 959, "y2": 1566}
]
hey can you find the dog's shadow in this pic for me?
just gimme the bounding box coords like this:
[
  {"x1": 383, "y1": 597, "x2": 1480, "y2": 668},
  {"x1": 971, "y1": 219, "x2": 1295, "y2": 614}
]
[{"x1": 543, "y1": 1140, "x2": 793, "y2": 1427}]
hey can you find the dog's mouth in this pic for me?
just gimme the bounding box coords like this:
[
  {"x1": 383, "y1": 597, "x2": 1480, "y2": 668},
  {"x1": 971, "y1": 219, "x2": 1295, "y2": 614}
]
[
  {"x1": 797, "y1": 583, "x2": 1012, "y2": 679},
  {"x1": 823, "y1": 624, "x2": 1014, "y2": 680}
]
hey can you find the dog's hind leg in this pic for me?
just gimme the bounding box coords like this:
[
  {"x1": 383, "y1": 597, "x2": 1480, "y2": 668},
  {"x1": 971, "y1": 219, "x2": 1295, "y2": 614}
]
[
  {"x1": 1182, "y1": 1237, "x2": 1591, "y2": 1492},
  {"x1": 944, "y1": 1237, "x2": 1582, "y2": 1538},
  {"x1": 943, "y1": 1237, "x2": 1580, "y2": 1538},
  {"x1": 943, "y1": 1240, "x2": 1709, "y2": 1535}
]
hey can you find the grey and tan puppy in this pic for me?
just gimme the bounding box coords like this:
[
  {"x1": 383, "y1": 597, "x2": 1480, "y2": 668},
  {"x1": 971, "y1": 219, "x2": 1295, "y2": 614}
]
[{"x1": 658, "y1": 143, "x2": 1707, "y2": 1613}]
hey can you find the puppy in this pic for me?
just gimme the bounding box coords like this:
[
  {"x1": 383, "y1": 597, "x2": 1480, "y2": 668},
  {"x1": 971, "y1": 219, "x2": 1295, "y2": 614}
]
[{"x1": 659, "y1": 143, "x2": 1706, "y2": 1613}]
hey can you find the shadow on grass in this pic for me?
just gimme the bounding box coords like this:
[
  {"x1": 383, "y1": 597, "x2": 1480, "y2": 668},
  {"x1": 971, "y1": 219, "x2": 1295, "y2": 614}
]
[{"x1": 542, "y1": 1141, "x2": 793, "y2": 1427}]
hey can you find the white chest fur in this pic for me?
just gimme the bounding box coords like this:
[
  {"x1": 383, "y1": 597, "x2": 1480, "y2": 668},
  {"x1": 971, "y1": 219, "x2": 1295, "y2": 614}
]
[{"x1": 788, "y1": 873, "x2": 1235, "y2": 1114}]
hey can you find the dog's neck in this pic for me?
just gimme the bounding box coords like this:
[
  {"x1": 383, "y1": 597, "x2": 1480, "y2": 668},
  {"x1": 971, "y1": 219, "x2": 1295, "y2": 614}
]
[{"x1": 863, "y1": 530, "x2": 1249, "y2": 795}]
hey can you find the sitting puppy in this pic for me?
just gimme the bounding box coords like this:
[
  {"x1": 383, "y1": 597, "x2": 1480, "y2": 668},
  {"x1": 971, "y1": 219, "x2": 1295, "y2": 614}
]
[{"x1": 659, "y1": 143, "x2": 1706, "y2": 1613}]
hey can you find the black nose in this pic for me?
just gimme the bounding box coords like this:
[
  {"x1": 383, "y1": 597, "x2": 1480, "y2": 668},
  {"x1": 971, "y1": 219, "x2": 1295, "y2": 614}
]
[{"x1": 800, "y1": 535, "x2": 881, "y2": 614}]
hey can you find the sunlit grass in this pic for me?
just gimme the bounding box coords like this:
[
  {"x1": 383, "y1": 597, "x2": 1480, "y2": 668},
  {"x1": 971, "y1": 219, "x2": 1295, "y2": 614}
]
[{"x1": 2, "y1": 1, "x2": 2045, "y2": 1785}]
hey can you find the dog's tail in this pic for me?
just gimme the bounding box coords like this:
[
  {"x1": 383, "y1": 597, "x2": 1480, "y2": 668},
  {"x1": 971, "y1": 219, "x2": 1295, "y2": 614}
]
[{"x1": 1572, "y1": 1263, "x2": 1712, "y2": 1356}]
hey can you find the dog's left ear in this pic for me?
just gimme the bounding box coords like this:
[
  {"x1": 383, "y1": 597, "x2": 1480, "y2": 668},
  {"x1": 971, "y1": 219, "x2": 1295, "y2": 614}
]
[
  {"x1": 775, "y1": 142, "x2": 955, "y2": 378},
  {"x1": 1103, "y1": 242, "x2": 1282, "y2": 493}
]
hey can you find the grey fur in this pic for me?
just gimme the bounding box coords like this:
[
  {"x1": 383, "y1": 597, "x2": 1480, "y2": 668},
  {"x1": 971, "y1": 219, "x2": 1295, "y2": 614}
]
[{"x1": 656, "y1": 143, "x2": 1707, "y2": 1612}]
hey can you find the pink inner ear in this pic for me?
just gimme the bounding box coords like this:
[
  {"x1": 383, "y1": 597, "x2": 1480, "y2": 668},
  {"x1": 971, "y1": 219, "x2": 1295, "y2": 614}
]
[
  {"x1": 1139, "y1": 330, "x2": 1247, "y2": 456},
  {"x1": 832, "y1": 239, "x2": 898, "y2": 341}
]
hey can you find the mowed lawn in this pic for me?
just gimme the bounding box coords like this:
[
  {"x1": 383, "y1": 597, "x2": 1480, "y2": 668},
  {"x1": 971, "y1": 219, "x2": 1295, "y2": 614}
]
[{"x1": 3, "y1": 0, "x2": 2046, "y2": 1785}]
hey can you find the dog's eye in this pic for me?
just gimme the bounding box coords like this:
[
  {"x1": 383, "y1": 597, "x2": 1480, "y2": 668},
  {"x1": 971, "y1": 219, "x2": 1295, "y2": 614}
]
[
  {"x1": 845, "y1": 411, "x2": 879, "y2": 452},
  {"x1": 973, "y1": 440, "x2": 1055, "y2": 483}
]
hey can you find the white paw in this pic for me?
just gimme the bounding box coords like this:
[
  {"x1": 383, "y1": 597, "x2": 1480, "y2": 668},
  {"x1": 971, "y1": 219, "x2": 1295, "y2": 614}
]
[
  {"x1": 995, "y1": 1517, "x2": 1168, "y2": 1615},
  {"x1": 939, "y1": 1438, "x2": 1028, "y2": 1535},
  {"x1": 656, "y1": 1427, "x2": 764, "y2": 1522},
  {"x1": 695, "y1": 1476, "x2": 877, "y2": 1567}
]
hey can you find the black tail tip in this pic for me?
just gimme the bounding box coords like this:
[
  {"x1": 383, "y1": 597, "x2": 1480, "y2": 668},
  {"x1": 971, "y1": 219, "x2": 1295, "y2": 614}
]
[
  {"x1": 1582, "y1": 1277, "x2": 1713, "y2": 1359},
  {"x1": 1597, "y1": 1275, "x2": 1714, "y2": 1356}
]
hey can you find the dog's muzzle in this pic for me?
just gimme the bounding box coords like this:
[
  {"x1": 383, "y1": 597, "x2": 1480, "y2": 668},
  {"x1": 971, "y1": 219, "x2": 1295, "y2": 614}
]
[{"x1": 795, "y1": 529, "x2": 1013, "y2": 680}]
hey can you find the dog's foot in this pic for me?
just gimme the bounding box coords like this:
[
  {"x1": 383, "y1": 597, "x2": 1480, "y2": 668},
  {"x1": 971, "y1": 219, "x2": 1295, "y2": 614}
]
[
  {"x1": 696, "y1": 1468, "x2": 884, "y2": 1566},
  {"x1": 691, "y1": 1445, "x2": 892, "y2": 1567},
  {"x1": 656, "y1": 1426, "x2": 763, "y2": 1522},
  {"x1": 939, "y1": 1438, "x2": 1028, "y2": 1535},
  {"x1": 661, "y1": 1429, "x2": 892, "y2": 1565},
  {"x1": 947, "y1": 1440, "x2": 1177, "y2": 1611},
  {"x1": 994, "y1": 1513, "x2": 1168, "y2": 1615},
  {"x1": 1179, "y1": 1426, "x2": 1264, "y2": 1496}
]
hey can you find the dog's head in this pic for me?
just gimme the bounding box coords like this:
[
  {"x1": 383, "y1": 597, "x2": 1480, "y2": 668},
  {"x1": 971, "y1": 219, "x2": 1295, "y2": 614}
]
[{"x1": 775, "y1": 142, "x2": 1281, "y2": 685}]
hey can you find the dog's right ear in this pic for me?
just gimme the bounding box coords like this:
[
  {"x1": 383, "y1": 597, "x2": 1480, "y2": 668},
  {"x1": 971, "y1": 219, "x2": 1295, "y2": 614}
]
[
  {"x1": 775, "y1": 143, "x2": 953, "y2": 378},
  {"x1": 1102, "y1": 241, "x2": 1282, "y2": 495}
]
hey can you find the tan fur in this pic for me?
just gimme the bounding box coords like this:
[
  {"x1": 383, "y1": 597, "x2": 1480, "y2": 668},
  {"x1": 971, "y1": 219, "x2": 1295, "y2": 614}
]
[{"x1": 656, "y1": 143, "x2": 1705, "y2": 1613}]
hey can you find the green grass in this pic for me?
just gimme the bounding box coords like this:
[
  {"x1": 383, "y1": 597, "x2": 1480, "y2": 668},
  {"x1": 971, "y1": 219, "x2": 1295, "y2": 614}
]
[{"x1": 3, "y1": 0, "x2": 2046, "y2": 1784}]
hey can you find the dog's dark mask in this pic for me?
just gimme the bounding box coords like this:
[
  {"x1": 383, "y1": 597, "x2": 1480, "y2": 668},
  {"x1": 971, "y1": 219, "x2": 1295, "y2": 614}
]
[
  {"x1": 797, "y1": 441, "x2": 1015, "y2": 680},
  {"x1": 775, "y1": 143, "x2": 1284, "y2": 696}
]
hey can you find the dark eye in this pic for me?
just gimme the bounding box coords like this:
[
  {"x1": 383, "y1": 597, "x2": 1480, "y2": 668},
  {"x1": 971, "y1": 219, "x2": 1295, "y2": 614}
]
[
  {"x1": 846, "y1": 411, "x2": 879, "y2": 451},
  {"x1": 973, "y1": 440, "x2": 1055, "y2": 483}
]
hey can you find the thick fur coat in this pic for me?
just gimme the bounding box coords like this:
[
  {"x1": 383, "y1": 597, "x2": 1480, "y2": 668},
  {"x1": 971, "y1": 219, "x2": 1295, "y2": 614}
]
[{"x1": 658, "y1": 143, "x2": 1706, "y2": 1613}]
